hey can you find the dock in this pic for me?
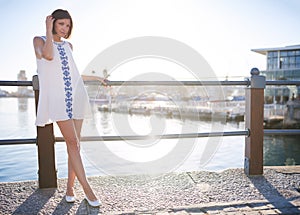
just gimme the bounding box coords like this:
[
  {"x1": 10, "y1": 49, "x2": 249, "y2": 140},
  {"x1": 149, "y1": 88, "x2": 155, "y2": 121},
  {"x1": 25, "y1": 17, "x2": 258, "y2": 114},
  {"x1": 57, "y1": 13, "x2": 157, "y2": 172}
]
[{"x1": 1, "y1": 167, "x2": 299, "y2": 214}]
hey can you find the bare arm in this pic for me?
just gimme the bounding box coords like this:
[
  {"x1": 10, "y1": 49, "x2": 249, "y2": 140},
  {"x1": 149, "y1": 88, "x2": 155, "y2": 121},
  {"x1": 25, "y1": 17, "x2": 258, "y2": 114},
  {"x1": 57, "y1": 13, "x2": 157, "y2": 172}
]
[{"x1": 33, "y1": 15, "x2": 54, "y2": 60}]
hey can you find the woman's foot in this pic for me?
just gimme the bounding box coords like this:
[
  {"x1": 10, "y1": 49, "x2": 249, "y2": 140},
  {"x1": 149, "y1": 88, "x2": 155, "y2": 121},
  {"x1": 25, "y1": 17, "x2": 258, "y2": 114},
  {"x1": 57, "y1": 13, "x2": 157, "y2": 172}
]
[
  {"x1": 65, "y1": 195, "x2": 76, "y2": 203},
  {"x1": 66, "y1": 187, "x2": 75, "y2": 196},
  {"x1": 84, "y1": 190, "x2": 101, "y2": 207},
  {"x1": 65, "y1": 187, "x2": 76, "y2": 203},
  {"x1": 84, "y1": 196, "x2": 101, "y2": 207}
]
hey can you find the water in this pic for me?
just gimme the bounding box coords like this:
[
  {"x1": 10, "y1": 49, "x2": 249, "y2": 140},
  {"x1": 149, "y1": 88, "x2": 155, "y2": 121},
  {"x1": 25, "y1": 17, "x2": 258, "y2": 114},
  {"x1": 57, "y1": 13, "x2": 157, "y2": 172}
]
[{"x1": 0, "y1": 97, "x2": 299, "y2": 182}]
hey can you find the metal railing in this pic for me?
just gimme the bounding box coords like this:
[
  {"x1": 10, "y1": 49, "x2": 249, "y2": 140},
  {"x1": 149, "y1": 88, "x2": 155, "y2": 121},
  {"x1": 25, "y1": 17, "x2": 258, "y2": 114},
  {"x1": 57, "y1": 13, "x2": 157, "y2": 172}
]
[
  {"x1": 2, "y1": 129, "x2": 300, "y2": 146},
  {"x1": 1, "y1": 68, "x2": 300, "y2": 188},
  {"x1": 1, "y1": 79, "x2": 299, "y2": 87}
]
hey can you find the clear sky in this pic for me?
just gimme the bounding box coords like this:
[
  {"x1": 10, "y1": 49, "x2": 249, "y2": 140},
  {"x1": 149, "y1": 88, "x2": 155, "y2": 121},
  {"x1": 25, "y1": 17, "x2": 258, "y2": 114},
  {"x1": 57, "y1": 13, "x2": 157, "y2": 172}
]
[{"x1": 0, "y1": 0, "x2": 300, "y2": 84}]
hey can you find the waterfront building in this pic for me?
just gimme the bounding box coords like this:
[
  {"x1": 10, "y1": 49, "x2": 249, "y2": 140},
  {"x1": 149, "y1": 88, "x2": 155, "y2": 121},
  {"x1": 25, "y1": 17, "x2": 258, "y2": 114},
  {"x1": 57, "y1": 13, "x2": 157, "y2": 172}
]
[
  {"x1": 252, "y1": 45, "x2": 300, "y2": 104},
  {"x1": 17, "y1": 70, "x2": 28, "y2": 96},
  {"x1": 15, "y1": 70, "x2": 33, "y2": 97}
]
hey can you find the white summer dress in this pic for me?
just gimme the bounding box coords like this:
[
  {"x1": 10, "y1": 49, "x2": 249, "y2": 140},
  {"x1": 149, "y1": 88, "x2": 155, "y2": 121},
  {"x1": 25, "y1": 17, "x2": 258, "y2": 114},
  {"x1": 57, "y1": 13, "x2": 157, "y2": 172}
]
[{"x1": 35, "y1": 36, "x2": 90, "y2": 127}]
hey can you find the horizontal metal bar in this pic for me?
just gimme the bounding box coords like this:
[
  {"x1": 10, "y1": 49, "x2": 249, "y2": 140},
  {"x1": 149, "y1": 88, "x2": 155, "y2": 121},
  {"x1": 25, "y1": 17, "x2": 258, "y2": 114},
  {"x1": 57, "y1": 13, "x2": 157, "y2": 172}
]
[
  {"x1": 85, "y1": 80, "x2": 300, "y2": 86},
  {"x1": 266, "y1": 80, "x2": 300, "y2": 86},
  {"x1": 87, "y1": 80, "x2": 300, "y2": 86},
  {"x1": 86, "y1": 80, "x2": 250, "y2": 86},
  {"x1": 0, "y1": 81, "x2": 33, "y2": 87},
  {"x1": 0, "y1": 131, "x2": 248, "y2": 146},
  {"x1": 1, "y1": 129, "x2": 299, "y2": 145},
  {"x1": 264, "y1": 129, "x2": 300, "y2": 135},
  {"x1": 0, "y1": 138, "x2": 36, "y2": 145},
  {"x1": 1, "y1": 80, "x2": 300, "y2": 87},
  {"x1": 55, "y1": 130, "x2": 250, "y2": 142}
]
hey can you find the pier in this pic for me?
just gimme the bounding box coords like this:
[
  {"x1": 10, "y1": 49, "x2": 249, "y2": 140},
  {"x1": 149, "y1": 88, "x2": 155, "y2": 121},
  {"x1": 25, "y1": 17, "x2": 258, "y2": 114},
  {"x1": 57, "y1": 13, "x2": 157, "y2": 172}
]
[{"x1": 0, "y1": 68, "x2": 300, "y2": 214}]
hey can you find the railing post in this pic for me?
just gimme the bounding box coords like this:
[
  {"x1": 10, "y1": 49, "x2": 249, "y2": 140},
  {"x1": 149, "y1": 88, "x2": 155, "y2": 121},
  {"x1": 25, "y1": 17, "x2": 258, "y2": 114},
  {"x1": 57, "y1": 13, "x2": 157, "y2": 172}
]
[
  {"x1": 244, "y1": 68, "x2": 266, "y2": 175},
  {"x1": 32, "y1": 75, "x2": 57, "y2": 188}
]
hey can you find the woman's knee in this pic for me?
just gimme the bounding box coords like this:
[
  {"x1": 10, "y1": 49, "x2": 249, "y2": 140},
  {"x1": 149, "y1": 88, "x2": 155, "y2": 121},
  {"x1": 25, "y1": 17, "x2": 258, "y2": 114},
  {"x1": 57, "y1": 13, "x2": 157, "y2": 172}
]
[{"x1": 65, "y1": 137, "x2": 79, "y2": 150}]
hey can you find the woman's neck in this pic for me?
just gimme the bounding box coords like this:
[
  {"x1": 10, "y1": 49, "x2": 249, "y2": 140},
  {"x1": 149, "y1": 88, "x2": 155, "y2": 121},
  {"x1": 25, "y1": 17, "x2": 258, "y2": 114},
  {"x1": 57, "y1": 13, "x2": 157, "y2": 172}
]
[{"x1": 53, "y1": 34, "x2": 62, "y2": 42}]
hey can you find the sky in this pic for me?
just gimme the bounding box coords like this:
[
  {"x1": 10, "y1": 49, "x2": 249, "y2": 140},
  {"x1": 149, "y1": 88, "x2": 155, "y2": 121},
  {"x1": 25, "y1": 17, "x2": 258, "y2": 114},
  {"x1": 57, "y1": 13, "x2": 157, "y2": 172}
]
[{"x1": 0, "y1": 0, "x2": 300, "y2": 87}]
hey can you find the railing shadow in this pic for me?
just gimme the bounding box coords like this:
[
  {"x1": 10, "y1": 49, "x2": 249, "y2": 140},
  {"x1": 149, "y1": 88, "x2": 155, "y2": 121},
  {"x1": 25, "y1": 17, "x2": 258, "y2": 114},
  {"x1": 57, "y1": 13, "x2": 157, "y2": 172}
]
[
  {"x1": 52, "y1": 197, "x2": 85, "y2": 215},
  {"x1": 12, "y1": 189, "x2": 93, "y2": 214},
  {"x1": 249, "y1": 175, "x2": 300, "y2": 214},
  {"x1": 76, "y1": 200, "x2": 102, "y2": 215},
  {"x1": 13, "y1": 188, "x2": 56, "y2": 215},
  {"x1": 52, "y1": 197, "x2": 101, "y2": 214}
]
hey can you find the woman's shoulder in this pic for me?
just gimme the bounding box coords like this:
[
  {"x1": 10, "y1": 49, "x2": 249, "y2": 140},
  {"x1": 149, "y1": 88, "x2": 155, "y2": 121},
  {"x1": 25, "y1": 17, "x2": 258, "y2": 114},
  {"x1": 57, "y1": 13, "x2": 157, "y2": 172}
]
[
  {"x1": 33, "y1": 36, "x2": 46, "y2": 45},
  {"x1": 34, "y1": 36, "x2": 46, "y2": 41}
]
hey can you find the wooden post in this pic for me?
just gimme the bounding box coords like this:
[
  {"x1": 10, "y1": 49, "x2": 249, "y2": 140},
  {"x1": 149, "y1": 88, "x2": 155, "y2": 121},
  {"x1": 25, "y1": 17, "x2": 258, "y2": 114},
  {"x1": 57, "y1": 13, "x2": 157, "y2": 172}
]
[
  {"x1": 32, "y1": 75, "x2": 57, "y2": 188},
  {"x1": 244, "y1": 68, "x2": 266, "y2": 175}
]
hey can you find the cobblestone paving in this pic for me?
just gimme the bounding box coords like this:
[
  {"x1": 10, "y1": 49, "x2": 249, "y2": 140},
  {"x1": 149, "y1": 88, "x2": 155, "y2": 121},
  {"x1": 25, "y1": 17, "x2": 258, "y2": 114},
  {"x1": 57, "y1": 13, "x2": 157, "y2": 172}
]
[{"x1": 0, "y1": 167, "x2": 299, "y2": 214}]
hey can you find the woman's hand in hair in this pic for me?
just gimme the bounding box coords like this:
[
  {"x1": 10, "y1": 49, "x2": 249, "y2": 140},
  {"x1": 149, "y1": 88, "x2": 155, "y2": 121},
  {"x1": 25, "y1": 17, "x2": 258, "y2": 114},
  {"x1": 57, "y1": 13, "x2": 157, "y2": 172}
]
[{"x1": 45, "y1": 15, "x2": 54, "y2": 35}]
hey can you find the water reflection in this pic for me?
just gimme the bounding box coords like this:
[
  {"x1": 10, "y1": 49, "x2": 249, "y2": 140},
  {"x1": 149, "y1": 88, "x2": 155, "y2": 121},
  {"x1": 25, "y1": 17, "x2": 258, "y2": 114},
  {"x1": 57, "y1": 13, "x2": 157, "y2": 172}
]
[
  {"x1": 18, "y1": 97, "x2": 28, "y2": 112},
  {"x1": 264, "y1": 135, "x2": 300, "y2": 166},
  {"x1": 0, "y1": 98, "x2": 299, "y2": 182},
  {"x1": 99, "y1": 111, "x2": 112, "y2": 135}
]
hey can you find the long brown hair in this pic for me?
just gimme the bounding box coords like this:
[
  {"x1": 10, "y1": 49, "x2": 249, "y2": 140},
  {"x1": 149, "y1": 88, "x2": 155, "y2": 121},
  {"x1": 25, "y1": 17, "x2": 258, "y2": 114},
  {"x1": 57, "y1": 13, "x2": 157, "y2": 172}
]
[{"x1": 51, "y1": 9, "x2": 73, "y2": 39}]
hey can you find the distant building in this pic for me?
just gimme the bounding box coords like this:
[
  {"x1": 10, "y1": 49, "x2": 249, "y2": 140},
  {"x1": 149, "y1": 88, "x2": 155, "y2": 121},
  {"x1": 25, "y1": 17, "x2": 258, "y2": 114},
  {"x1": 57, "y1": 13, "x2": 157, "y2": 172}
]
[
  {"x1": 16, "y1": 70, "x2": 33, "y2": 97},
  {"x1": 252, "y1": 45, "x2": 300, "y2": 103},
  {"x1": 17, "y1": 70, "x2": 28, "y2": 96}
]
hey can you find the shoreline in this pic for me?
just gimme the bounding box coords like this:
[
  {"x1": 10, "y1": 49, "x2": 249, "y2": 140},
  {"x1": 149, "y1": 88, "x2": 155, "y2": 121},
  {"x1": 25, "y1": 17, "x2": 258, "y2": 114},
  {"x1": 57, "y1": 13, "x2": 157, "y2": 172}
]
[{"x1": 1, "y1": 167, "x2": 299, "y2": 214}]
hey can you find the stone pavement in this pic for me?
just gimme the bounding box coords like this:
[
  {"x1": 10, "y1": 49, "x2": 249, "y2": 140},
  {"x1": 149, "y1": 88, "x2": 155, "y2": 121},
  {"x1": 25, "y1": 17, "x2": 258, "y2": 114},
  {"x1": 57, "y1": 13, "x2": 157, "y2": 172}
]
[
  {"x1": 0, "y1": 167, "x2": 300, "y2": 214},
  {"x1": 113, "y1": 199, "x2": 300, "y2": 214}
]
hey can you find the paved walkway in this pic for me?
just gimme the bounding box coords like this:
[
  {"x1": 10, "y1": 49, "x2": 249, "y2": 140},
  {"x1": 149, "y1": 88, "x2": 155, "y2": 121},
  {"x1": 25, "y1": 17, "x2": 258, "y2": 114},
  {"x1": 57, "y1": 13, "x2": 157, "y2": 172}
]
[{"x1": 0, "y1": 167, "x2": 299, "y2": 214}]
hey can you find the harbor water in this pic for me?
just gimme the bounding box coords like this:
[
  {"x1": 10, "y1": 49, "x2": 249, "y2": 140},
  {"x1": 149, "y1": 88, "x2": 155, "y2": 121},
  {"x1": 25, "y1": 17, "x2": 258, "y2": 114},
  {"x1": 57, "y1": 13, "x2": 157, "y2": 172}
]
[{"x1": 0, "y1": 97, "x2": 299, "y2": 182}]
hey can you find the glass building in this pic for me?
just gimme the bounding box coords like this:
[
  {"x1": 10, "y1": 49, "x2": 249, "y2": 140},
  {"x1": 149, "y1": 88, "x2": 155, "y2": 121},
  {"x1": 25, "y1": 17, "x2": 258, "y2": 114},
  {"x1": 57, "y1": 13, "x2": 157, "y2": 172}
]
[{"x1": 252, "y1": 45, "x2": 300, "y2": 104}]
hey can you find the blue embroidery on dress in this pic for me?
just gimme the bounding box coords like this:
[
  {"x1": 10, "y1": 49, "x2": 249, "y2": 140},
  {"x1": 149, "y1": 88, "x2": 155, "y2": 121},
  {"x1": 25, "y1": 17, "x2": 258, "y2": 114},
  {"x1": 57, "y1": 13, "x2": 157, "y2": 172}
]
[{"x1": 57, "y1": 44, "x2": 73, "y2": 119}]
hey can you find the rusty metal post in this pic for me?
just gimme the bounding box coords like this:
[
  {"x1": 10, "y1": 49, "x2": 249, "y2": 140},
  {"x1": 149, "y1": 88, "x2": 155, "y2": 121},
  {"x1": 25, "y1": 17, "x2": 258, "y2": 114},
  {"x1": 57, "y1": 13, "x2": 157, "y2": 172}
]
[
  {"x1": 244, "y1": 68, "x2": 266, "y2": 175},
  {"x1": 32, "y1": 75, "x2": 57, "y2": 188}
]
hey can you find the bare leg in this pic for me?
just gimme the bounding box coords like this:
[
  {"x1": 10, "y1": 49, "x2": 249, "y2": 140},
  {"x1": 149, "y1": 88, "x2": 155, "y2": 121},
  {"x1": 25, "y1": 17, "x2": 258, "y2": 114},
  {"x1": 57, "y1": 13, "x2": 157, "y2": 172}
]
[
  {"x1": 66, "y1": 119, "x2": 83, "y2": 196},
  {"x1": 57, "y1": 119, "x2": 97, "y2": 201},
  {"x1": 66, "y1": 156, "x2": 76, "y2": 196}
]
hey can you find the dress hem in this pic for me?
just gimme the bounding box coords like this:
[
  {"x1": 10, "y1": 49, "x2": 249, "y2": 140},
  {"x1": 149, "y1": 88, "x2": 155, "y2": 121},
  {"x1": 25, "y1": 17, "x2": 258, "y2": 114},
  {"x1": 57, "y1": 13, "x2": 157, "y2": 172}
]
[{"x1": 35, "y1": 117, "x2": 85, "y2": 127}]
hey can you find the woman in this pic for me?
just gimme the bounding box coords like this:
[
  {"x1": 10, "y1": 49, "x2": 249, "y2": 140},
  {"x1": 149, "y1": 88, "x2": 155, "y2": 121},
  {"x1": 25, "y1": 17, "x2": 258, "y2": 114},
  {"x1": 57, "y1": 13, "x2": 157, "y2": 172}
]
[{"x1": 33, "y1": 9, "x2": 104, "y2": 207}]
